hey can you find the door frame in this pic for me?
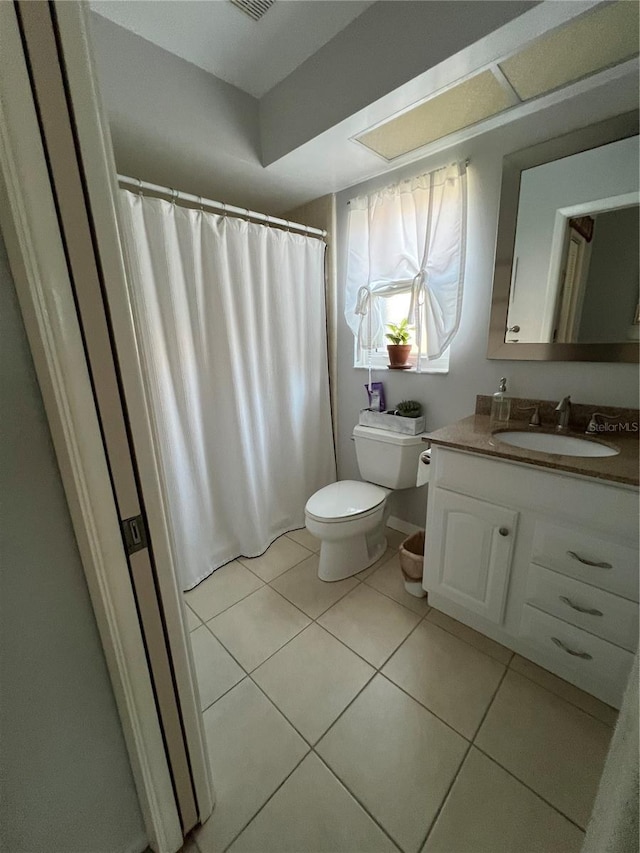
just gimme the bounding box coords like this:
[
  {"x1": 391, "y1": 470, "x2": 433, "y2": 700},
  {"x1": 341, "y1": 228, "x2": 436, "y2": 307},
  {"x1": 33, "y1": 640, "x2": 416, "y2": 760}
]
[
  {"x1": 0, "y1": 2, "x2": 212, "y2": 850},
  {"x1": 50, "y1": 0, "x2": 213, "y2": 826}
]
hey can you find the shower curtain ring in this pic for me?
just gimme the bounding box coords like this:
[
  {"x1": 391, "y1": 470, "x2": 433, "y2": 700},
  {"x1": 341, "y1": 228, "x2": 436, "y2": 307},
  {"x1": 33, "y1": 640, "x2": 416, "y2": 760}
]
[
  {"x1": 137, "y1": 177, "x2": 143, "y2": 197},
  {"x1": 221, "y1": 202, "x2": 226, "y2": 217},
  {"x1": 198, "y1": 195, "x2": 204, "y2": 212},
  {"x1": 171, "y1": 188, "x2": 178, "y2": 205}
]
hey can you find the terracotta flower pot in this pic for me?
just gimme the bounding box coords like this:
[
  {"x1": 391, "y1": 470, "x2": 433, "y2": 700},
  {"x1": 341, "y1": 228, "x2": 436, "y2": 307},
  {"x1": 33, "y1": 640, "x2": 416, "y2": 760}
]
[{"x1": 387, "y1": 344, "x2": 411, "y2": 367}]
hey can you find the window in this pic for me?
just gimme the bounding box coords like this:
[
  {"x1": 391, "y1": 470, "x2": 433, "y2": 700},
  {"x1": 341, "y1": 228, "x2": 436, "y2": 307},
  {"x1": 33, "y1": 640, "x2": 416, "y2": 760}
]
[
  {"x1": 345, "y1": 162, "x2": 467, "y2": 373},
  {"x1": 353, "y1": 289, "x2": 450, "y2": 372}
]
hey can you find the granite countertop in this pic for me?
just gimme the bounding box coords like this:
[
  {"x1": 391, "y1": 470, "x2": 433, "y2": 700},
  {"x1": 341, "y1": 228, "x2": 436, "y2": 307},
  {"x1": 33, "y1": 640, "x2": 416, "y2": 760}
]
[{"x1": 423, "y1": 413, "x2": 640, "y2": 487}]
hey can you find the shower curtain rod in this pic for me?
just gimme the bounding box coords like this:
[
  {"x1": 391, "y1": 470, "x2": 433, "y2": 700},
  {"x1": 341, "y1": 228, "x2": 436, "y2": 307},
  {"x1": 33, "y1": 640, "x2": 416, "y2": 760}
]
[{"x1": 117, "y1": 175, "x2": 327, "y2": 239}]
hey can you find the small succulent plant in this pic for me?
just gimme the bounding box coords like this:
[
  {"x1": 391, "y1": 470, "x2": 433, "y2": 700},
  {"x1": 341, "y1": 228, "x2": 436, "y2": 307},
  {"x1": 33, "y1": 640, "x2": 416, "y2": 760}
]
[{"x1": 396, "y1": 400, "x2": 422, "y2": 418}]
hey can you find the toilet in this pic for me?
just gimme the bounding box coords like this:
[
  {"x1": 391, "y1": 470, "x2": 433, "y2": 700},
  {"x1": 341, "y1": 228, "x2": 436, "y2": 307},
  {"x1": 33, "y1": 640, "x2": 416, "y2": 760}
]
[{"x1": 305, "y1": 425, "x2": 426, "y2": 581}]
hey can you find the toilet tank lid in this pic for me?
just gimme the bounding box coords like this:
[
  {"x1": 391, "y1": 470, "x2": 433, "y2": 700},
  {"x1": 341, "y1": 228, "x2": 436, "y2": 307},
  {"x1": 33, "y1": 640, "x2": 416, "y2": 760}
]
[
  {"x1": 306, "y1": 480, "x2": 387, "y2": 520},
  {"x1": 353, "y1": 424, "x2": 426, "y2": 446}
]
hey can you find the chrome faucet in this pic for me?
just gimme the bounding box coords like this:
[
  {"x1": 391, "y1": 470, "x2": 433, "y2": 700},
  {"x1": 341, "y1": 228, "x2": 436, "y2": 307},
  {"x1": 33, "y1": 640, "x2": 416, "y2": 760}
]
[{"x1": 555, "y1": 395, "x2": 571, "y2": 432}]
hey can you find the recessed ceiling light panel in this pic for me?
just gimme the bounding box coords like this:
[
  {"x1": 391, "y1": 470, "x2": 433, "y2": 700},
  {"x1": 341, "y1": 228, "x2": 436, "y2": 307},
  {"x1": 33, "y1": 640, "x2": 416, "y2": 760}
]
[
  {"x1": 499, "y1": 1, "x2": 639, "y2": 101},
  {"x1": 229, "y1": 0, "x2": 275, "y2": 22},
  {"x1": 356, "y1": 70, "x2": 512, "y2": 160}
]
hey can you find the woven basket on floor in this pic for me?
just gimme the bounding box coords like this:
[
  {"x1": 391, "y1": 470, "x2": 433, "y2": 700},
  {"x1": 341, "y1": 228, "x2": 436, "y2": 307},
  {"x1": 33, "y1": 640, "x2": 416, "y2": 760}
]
[{"x1": 398, "y1": 530, "x2": 425, "y2": 582}]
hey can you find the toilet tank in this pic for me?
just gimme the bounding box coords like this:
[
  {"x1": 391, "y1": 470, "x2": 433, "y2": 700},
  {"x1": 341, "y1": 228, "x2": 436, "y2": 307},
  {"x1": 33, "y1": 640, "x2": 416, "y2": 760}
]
[{"x1": 353, "y1": 424, "x2": 425, "y2": 489}]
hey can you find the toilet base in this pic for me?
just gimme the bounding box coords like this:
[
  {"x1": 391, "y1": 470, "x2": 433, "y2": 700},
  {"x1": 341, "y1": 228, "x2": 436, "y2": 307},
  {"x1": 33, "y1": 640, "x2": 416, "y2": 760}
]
[{"x1": 317, "y1": 525, "x2": 387, "y2": 582}]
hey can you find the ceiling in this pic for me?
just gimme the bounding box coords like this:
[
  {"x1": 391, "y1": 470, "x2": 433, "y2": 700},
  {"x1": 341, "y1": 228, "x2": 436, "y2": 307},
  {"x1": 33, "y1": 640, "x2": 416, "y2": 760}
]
[
  {"x1": 90, "y1": 0, "x2": 375, "y2": 97},
  {"x1": 89, "y1": 1, "x2": 639, "y2": 214}
]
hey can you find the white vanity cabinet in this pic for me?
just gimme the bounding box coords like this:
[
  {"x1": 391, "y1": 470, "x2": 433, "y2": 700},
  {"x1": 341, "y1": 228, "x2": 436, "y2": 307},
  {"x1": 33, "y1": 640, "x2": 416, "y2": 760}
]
[
  {"x1": 428, "y1": 489, "x2": 518, "y2": 624},
  {"x1": 423, "y1": 446, "x2": 639, "y2": 708}
]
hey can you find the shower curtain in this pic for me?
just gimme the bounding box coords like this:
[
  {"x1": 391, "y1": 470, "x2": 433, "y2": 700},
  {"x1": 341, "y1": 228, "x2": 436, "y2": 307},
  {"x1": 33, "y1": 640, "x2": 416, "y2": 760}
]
[{"x1": 119, "y1": 191, "x2": 336, "y2": 590}]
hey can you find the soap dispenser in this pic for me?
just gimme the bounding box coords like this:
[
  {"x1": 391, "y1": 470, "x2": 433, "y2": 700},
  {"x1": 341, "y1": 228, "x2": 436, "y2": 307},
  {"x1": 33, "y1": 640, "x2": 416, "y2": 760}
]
[{"x1": 491, "y1": 377, "x2": 511, "y2": 424}]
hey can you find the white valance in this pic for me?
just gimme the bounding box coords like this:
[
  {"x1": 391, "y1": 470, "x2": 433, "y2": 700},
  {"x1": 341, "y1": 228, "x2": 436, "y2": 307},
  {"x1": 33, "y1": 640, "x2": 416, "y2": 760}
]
[{"x1": 345, "y1": 162, "x2": 468, "y2": 364}]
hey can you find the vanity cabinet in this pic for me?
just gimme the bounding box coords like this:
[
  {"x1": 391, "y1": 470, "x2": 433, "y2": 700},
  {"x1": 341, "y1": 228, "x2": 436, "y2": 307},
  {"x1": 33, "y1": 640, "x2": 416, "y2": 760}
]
[
  {"x1": 427, "y1": 489, "x2": 518, "y2": 624},
  {"x1": 424, "y1": 446, "x2": 639, "y2": 708}
]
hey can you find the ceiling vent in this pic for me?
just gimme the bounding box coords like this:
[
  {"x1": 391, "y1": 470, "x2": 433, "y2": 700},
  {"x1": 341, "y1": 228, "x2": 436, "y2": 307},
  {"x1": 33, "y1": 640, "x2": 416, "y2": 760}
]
[{"x1": 230, "y1": 0, "x2": 274, "y2": 22}]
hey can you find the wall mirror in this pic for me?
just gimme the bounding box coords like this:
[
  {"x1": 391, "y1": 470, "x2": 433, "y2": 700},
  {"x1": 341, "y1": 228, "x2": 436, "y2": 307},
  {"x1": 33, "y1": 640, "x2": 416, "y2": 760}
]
[{"x1": 488, "y1": 112, "x2": 639, "y2": 362}]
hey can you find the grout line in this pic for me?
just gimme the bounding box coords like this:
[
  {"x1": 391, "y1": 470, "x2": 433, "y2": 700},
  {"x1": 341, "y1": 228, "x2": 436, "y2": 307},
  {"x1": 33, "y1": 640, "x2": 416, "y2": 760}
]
[
  {"x1": 471, "y1": 744, "x2": 588, "y2": 833},
  {"x1": 220, "y1": 748, "x2": 312, "y2": 852},
  {"x1": 198, "y1": 672, "x2": 248, "y2": 717},
  {"x1": 424, "y1": 609, "x2": 515, "y2": 667},
  {"x1": 376, "y1": 671, "x2": 474, "y2": 744},
  {"x1": 506, "y1": 657, "x2": 617, "y2": 728},
  {"x1": 236, "y1": 534, "x2": 314, "y2": 582},
  {"x1": 188, "y1": 578, "x2": 266, "y2": 625},
  {"x1": 311, "y1": 750, "x2": 403, "y2": 852},
  {"x1": 418, "y1": 662, "x2": 511, "y2": 851}
]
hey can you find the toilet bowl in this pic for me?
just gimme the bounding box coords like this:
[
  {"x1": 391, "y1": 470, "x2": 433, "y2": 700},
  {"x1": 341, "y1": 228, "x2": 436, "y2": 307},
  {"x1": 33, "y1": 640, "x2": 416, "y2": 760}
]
[
  {"x1": 305, "y1": 425, "x2": 425, "y2": 581},
  {"x1": 306, "y1": 480, "x2": 391, "y2": 581}
]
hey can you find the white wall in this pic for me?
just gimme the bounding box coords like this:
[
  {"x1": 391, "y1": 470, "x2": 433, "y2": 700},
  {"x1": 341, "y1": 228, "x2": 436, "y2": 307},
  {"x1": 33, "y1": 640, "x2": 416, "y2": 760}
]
[
  {"x1": 335, "y1": 100, "x2": 640, "y2": 527},
  {"x1": 89, "y1": 14, "x2": 273, "y2": 210},
  {"x1": 0, "y1": 235, "x2": 146, "y2": 853}
]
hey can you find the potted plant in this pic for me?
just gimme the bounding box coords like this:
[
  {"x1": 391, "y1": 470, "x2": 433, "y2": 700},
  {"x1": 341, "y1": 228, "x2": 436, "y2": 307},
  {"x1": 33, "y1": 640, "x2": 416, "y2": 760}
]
[
  {"x1": 395, "y1": 400, "x2": 422, "y2": 418},
  {"x1": 385, "y1": 319, "x2": 412, "y2": 368}
]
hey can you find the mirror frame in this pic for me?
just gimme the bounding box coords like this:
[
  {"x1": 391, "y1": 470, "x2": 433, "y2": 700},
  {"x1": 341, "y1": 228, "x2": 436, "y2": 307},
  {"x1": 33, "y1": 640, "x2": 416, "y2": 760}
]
[{"x1": 487, "y1": 111, "x2": 639, "y2": 362}]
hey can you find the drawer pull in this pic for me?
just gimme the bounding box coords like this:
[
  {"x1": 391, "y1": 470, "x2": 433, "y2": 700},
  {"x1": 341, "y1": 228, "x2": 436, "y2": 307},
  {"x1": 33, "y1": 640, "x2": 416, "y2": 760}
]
[
  {"x1": 551, "y1": 637, "x2": 593, "y2": 660},
  {"x1": 567, "y1": 550, "x2": 612, "y2": 569},
  {"x1": 499, "y1": 528, "x2": 509, "y2": 537},
  {"x1": 559, "y1": 595, "x2": 603, "y2": 617}
]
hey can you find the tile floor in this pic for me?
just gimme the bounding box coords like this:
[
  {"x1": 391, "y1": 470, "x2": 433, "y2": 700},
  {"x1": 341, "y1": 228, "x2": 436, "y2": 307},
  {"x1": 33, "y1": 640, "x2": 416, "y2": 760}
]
[{"x1": 184, "y1": 527, "x2": 616, "y2": 853}]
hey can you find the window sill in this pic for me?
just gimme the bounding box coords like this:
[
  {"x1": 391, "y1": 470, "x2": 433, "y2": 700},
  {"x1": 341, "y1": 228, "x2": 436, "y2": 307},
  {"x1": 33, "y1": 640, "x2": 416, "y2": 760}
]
[{"x1": 354, "y1": 365, "x2": 449, "y2": 375}]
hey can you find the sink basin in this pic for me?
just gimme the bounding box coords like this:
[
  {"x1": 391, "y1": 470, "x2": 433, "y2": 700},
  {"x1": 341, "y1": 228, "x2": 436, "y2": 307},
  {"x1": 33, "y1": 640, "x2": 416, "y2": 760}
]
[{"x1": 494, "y1": 431, "x2": 619, "y2": 458}]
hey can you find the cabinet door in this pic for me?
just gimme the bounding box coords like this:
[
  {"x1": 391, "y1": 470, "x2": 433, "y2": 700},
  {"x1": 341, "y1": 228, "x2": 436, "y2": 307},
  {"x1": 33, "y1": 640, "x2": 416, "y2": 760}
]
[{"x1": 426, "y1": 488, "x2": 518, "y2": 624}]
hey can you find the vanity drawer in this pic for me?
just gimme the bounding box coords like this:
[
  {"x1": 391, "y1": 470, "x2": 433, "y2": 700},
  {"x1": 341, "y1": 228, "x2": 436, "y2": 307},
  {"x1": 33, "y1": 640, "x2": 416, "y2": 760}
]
[
  {"x1": 526, "y1": 564, "x2": 638, "y2": 652},
  {"x1": 520, "y1": 604, "x2": 633, "y2": 708},
  {"x1": 531, "y1": 521, "x2": 639, "y2": 602}
]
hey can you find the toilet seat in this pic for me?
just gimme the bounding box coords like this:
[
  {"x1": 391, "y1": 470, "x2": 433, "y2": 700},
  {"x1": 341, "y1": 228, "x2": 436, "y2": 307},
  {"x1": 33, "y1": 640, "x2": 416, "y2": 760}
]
[{"x1": 305, "y1": 480, "x2": 387, "y2": 523}]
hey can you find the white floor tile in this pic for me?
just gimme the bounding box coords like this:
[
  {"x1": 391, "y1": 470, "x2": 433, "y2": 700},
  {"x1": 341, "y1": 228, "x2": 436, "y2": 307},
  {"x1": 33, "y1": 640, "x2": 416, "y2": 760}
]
[
  {"x1": 318, "y1": 584, "x2": 420, "y2": 668},
  {"x1": 425, "y1": 608, "x2": 513, "y2": 665},
  {"x1": 184, "y1": 604, "x2": 201, "y2": 632},
  {"x1": 196, "y1": 679, "x2": 308, "y2": 853},
  {"x1": 228, "y1": 753, "x2": 399, "y2": 853},
  {"x1": 423, "y1": 747, "x2": 584, "y2": 853},
  {"x1": 207, "y1": 586, "x2": 310, "y2": 672},
  {"x1": 365, "y1": 553, "x2": 430, "y2": 616},
  {"x1": 185, "y1": 562, "x2": 263, "y2": 622},
  {"x1": 238, "y1": 535, "x2": 312, "y2": 582},
  {"x1": 270, "y1": 554, "x2": 359, "y2": 619},
  {"x1": 382, "y1": 620, "x2": 505, "y2": 738},
  {"x1": 190, "y1": 625, "x2": 244, "y2": 711},
  {"x1": 252, "y1": 623, "x2": 375, "y2": 743},
  {"x1": 285, "y1": 527, "x2": 320, "y2": 553},
  {"x1": 317, "y1": 675, "x2": 467, "y2": 853},
  {"x1": 510, "y1": 654, "x2": 618, "y2": 726},
  {"x1": 475, "y1": 669, "x2": 613, "y2": 828}
]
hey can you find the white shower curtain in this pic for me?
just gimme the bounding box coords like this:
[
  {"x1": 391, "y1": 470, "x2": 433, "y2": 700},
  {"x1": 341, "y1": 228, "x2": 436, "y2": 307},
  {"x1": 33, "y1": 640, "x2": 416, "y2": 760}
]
[{"x1": 119, "y1": 191, "x2": 336, "y2": 590}]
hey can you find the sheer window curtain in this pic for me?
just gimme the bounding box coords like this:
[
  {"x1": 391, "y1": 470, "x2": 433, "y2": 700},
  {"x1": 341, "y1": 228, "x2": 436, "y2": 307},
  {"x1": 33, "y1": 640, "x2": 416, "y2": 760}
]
[
  {"x1": 119, "y1": 191, "x2": 336, "y2": 591},
  {"x1": 344, "y1": 162, "x2": 468, "y2": 367}
]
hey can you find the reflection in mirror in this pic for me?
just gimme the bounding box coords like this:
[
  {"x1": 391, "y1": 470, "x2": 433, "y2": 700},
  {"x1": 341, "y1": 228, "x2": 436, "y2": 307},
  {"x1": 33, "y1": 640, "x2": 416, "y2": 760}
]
[
  {"x1": 554, "y1": 205, "x2": 639, "y2": 344},
  {"x1": 504, "y1": 135, "x2": 639, "y2": 345}
]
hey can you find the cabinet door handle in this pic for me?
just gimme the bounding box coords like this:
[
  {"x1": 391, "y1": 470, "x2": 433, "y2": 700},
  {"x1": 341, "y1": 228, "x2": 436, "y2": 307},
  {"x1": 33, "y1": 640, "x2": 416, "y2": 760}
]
[
  {"x1": 567, "y1": 550, "x2": 612, "y2": 569},
  {"x1": 559, "y1": 595, "x2": 603, "y2": 617},
  {"x1": 499, "y1": 528, "x2": 509, "y2": 537},
  {"x1": 551, "y1": 637, "x2": 593, "y2": 660}
]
